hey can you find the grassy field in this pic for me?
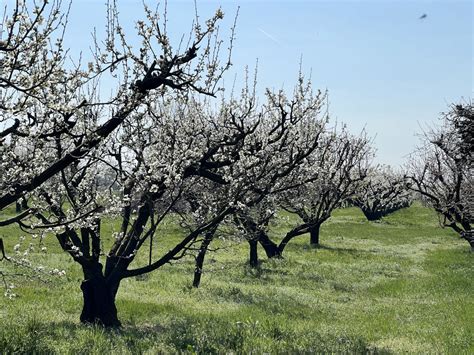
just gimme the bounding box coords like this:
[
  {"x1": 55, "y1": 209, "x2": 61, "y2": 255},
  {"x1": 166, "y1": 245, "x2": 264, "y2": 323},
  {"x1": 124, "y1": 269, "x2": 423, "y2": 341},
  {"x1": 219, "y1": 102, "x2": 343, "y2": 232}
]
[{"x1": 0, "y1": 203, "x2": 472, "y2": 354}]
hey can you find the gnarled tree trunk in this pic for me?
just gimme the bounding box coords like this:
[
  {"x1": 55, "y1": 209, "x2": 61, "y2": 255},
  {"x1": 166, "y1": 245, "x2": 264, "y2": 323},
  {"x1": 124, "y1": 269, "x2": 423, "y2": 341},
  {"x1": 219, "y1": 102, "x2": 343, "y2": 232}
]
[
  {"x1": 80, "y1": 266, "x2": 121, "y2": 327},
  {"x1": 258, "y1": 231, "x2": 282, "y2": 258}
]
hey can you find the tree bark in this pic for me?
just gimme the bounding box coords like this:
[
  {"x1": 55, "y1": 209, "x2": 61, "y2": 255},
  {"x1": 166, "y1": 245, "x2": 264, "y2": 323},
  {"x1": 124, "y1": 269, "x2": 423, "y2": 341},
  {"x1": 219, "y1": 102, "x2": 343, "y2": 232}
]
[
  {"x1": 310, "y1": 223, "x2": 321, "y2": 247},
  {"x1": 80, "y1": 269, "x2": 121, "y2": 327},
  {"x1": 463, "y1": 231, "x2": 474, "y2": 252},
  {"x1": 258, "y1": 231, "x2": 282, "y2": 258},
  {"x1": 193, "y1": 228, "x2": 215, "y2": 288},
  {"x1": 21, "y1": 198, "x2": 28, "y2": 210},
  {"x1": 278, "y1": 228, "x2": 303, "y2": 255},
  {"x1": 248, "y1": 239, "x2": 259, "y2": 268},
  {"x1": 362, "y1": 209, "x2": 384, "y2": 221}
]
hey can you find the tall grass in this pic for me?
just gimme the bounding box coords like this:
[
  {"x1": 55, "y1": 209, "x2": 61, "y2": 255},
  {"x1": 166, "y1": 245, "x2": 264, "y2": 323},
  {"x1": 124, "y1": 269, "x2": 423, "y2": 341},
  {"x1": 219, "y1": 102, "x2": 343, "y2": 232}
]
[{"x1": 0, "y1": 203, "x2": 472, "y2": 353}]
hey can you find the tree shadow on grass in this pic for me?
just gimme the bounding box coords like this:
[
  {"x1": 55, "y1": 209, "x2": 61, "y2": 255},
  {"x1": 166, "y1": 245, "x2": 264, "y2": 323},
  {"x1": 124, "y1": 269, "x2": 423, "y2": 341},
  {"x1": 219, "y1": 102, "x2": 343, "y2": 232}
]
[
  {"x1": 285, "y1": 242, "x2": 371, "y2": 257},
  {"x1": 316, "y1": 244, "x2": 364, "y2": 254}
]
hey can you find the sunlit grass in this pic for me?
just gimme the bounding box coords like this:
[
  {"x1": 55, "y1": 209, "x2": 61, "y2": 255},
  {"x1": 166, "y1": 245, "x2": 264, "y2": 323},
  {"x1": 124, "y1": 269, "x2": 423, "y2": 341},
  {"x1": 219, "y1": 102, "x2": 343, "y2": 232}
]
[{"x1": 0, "y1": 202, "x2": 472, "y2": 353}]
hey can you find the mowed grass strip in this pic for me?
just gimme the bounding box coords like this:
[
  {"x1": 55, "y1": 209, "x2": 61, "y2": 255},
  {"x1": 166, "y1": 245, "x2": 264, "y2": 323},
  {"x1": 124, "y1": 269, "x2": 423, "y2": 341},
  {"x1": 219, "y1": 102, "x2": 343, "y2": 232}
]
[{"x1": 0, "y1": 203, "x2": 472, "y2": 353}]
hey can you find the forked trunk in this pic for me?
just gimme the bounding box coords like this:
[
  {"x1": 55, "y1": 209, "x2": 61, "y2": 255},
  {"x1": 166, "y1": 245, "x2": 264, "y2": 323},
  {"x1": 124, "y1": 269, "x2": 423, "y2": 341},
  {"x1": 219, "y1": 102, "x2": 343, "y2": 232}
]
[
  {"x1": 249, "y1": 239, "x2": 259, "y2": 267},
  {"x1": 310, "y1": 224, "x2": 321, "y2": 247},
  {"x1": 258, "y1": 232, "x2": 282, "y2": 258},
  {"x1": 363, "y1": 210, "x2": 382, "y2": 221},
  {"x1": 80, "y1": 274, "x2": 121, "y2": 327}
]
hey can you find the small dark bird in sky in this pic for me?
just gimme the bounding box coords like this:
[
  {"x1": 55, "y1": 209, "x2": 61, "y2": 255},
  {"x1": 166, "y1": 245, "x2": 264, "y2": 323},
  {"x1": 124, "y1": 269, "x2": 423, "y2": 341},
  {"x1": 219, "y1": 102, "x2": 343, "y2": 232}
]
[{"x1": 419, "y1": 14, "x2": 427, "y2": 20}]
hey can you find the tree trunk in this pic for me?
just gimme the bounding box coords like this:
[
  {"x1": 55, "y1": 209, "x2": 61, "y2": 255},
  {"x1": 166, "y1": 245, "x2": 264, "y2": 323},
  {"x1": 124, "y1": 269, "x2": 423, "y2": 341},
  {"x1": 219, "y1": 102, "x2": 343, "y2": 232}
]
[
  {"x1": 80, "y1": 274, "x2": 121, "y2": 327},
  {"x1": 15, "y1": 199, "x2": 28, "y2": 213},
  {"x1": 258, "y1": 232, "x2": 282, "y2": 258},
  {"x1": 362, "y1": 209, "x2": 384, "y2": 221},
  {"x1": 463, "y1": 231, "x2": 474, "y2": 252},
  {"x1": 310, "y1": 224, "x2": 321, "y2": 247},
  {"x1": 277, "y1": 229, "x2": 301, "y2": 255},
  {"x1": 248, "y1": 239, "x2": 259, "y2": 267},
  {"x1": 193, "y1": 229, "x2": 215, "y2": 288}
]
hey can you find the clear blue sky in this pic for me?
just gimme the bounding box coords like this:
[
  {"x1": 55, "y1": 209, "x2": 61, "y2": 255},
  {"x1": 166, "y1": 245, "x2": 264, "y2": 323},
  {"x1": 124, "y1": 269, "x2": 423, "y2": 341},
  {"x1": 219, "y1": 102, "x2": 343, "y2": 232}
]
[{"x1": 14, "y1": 0, "x2": 474, "y2": 165}]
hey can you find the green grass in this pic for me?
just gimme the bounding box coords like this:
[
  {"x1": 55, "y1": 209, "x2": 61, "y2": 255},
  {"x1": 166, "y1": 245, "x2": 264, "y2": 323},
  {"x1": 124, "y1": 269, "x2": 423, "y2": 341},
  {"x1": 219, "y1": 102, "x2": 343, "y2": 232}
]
[{"x1": 0, "y1": 202, "x2": 472, "y2": 353}]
